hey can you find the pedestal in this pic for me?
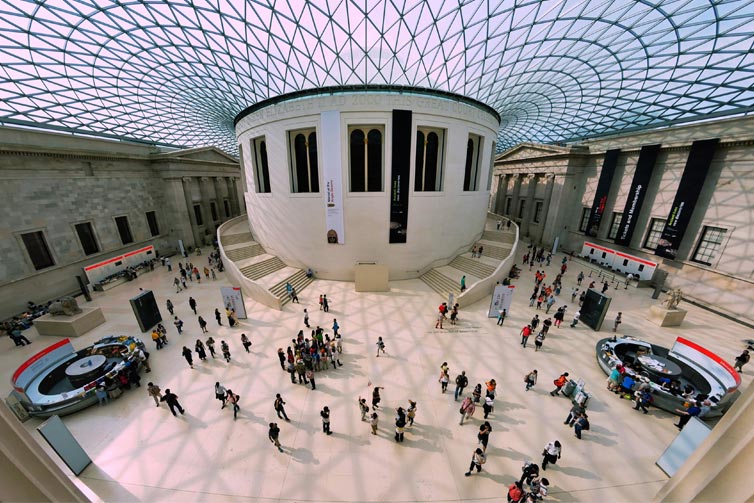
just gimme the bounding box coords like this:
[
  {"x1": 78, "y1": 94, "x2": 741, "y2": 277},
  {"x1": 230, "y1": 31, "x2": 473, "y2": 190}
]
[
  {"x1": 648, "y1": 305, "x2": 687, "y2": 327},
  {"x1": 34, "y1": 307, "x2": 106, "y2": 337}
]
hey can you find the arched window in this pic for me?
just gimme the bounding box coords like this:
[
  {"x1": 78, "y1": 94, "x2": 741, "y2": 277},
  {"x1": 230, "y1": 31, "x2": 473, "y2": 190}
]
[
  {"x1": 415, "y1": 127, "x2": 445, "y2": 191},
  {"x1": 463, "y1": 133, "x2": 482, "y2": 191},
  {"x1": 349, "y1": 125, "x2": 384, "y2": 192},
  {"x1": 251, "y1": 136, "x2": 270, "y2": 193},
  {"x1": 288, "y1": 128, "x2": 319, "y2": 193}
]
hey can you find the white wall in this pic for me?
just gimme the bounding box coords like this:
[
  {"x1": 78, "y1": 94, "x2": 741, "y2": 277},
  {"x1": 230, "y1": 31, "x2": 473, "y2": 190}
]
[{"x1": 236, "y1": 92, "x2": 500, "y2": 280}]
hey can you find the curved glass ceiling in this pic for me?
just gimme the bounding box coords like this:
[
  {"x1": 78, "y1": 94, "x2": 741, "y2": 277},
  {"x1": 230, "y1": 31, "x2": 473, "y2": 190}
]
[{"x1": 1, "y1": 1, "x2": 753, "y2": 154}]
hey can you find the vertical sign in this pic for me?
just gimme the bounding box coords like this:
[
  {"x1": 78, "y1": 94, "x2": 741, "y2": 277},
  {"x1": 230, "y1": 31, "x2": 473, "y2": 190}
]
[
  {"x1": 321, "y1": 110, "x2": 345, "y2": 244},
  {"x1": 488, "y1": 284, "x2": 515, "y2": 317},
  {"x1": 389, "y1": 110, "x2": 412, "y2": 243},
  {"x1": 614, "y1": 144, "x2": 661, "y2": 246},
  {"x1": 655, "y1": 138, "x2": 719, "y2": 259},
  {"x1": 221, "y1": 286, "x2": 247, "y2": 319},
  {"x1": 586, "y1": 149, "x2": 620, "y2": 237}
]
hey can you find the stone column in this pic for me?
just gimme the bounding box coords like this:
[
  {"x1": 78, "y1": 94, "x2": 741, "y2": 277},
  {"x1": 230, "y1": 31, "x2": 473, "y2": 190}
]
[
  {"x1": 536, "y1": 174, "x2": 556, "y2": 244},
  {"x1": 509, "y1": 174, "x2": 523, "y2": 219},
  {"x1": 198, "y1": 177, "x2": 214, "y2": 230},
  {"x1": 182, "y1": 177, "x2": 202, "y2": 246},
  {"x1": 494, "y1": 175, "x2": 509, "y2": 215},
  {"x1": 519, "y1": 174, "x2": 539, "y2": 238},
  {"x1": 226, "y1": 177, "x2": 240, "y2": 216},
  {"x1": 213, "y1": 177, "x2": 228, "y2": 218}
]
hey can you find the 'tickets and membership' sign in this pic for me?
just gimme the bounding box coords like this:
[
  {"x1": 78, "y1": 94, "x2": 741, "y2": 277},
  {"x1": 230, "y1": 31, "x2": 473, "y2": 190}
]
[{"x1": 614, "y1": 144, "x2": 661, "y2": 246}]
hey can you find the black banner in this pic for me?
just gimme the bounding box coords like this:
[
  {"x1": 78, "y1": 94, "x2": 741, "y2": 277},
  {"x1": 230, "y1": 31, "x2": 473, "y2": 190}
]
[
  {"x1": 389, "y1": 110, "x2": 412, "y2": 243},
  {"x1": 655, "y1": 138, "x2": 719, "y2": 259},
  {"x1": 614, "y1": 144, "x2": 661, "y2": 246},
  {"x1": 586, "y1": 149, "x2": 620, "y2": 237}
]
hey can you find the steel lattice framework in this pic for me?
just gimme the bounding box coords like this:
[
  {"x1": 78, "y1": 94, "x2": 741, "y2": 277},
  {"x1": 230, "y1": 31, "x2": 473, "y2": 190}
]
[{"x1": 0, "y1": 0, "x2": 753, "y2": 154}]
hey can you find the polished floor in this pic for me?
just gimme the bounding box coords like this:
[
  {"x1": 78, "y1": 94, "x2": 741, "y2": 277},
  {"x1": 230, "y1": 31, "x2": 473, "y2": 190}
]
[{"x1": 2, "y1": 248, "x2": 752, "y2": 502}]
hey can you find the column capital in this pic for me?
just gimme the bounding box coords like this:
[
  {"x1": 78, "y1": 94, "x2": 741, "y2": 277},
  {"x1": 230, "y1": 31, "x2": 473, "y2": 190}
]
[{"x1": 182, "y1": 176, "x2": 193, "y2": 183}]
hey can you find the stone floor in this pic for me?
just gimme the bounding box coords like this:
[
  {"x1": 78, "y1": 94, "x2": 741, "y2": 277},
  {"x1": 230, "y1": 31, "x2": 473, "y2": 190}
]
[{"x1": 2, "y1": 248, "x2": 752, "y2": 502}]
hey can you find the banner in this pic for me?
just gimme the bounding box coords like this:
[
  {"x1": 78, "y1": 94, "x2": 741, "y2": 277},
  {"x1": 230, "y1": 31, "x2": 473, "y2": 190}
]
[
  {"x1": 655, "y1": 138, "x2": 719, "y2": 259},
  {"x1": 12, "y1": 339, "x2": 75, "y2": 391},
  {"x1": 586, "y1": 149, "x2": 620, "y2": 237},
  {"x1": 321, "y1": 110, "x2": 345, "y2": 244},
  {"x1": 488, "y1": 284, "x2": 515, "y2": 317},
  {"x1": 614, "y1": 144, "x2": 661, "y2": 246},
  {"x1": 221, "y1": 287, "x2": 247, "y2": 319},
  {"x1": 670, "y1": 337, "x2": 740, "y2": 392},
  {"x1": 389, "y1": 109, "x2": 412, "y2": 243}
]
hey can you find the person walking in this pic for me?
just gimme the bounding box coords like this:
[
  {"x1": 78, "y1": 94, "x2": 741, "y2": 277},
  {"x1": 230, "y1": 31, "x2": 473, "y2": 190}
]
[
  {"x1": 454, "y1": 371, "x2": 469, "y2": 401},
  {"x1": 198, "y1": 316, "x2": 208, "y2": 333},
  {"x1": 289, "y1": 286, "x2": 299, "y2": 304},
  {"x1": 507, "y1": 481, "x2": 525, "y2": 502},
  {"x1": 439, "y1": 368, "x2": 450, "y2": 393},
  {"x1": 332, "y1": 318, "x2": 340, "y2": 336},
  {"x1": 274, "y1": 393, "x2": 290, "y2": 421},
  {"x1": 497, "y1": 308, "x2": 506, "y2": 326},
  {"x1": 464, "y1": 448, "x2": 487, "y2": 476},
  {"x1": 613, "y1": 312, "x2": 622, "y2": 332},
  {"x1": 160, "y1": 389, "x2": 185, "y2": 417},
  {"x1": 303, "y1": 308, "x2": 310, "y2": 328},
  {"x1": 189, "y1": 296, "x2": 197, "y2": 314},
  {"x1": 358, "y1": 397, "x2": 369, "y2": 421},
  {"x1": 181, "y1": 346, "x2": 194, "y2": 369},
  {"x1": 577, "y1": 271, "x2": 584, "y2": 285},
  {"x1": 734, "y1": 349, "x2": 750, "y2": 372},
  {"x1": 564, "y1": 403, "x2": 585, "y2": 426},
  {"x1": 174, "y1": 277, "x2": 182, "y2": 293},
  {"x1": 574, "y1": 414, "x2": 590, "y2": 439},
  {"x1": 460, "y1": 275, "x2": 467, "y2": 292},
  {"x1": 394, "y1": 407, "x2": 406, "y2": 442},
  {"x1": 553, "y1": 307, "x2": 564, "y2": 328},
  {"x1": 541, "y1": 440, "x2": 561, "y2": 470},
  {"x1": 372, "y1": 386, "x2": 383, "y2": 410},
  {"x1": 482, "y1": 394, "x2": 494, "y2": 419},
  {"x1": 520, "y1": 324, "x2": 532, "y2": 348},
  {"x1": 215, "y1": 308, "x2": 222, "y2": 326},
  {"x1": 241, "y1": 333, "x2": 251, "y2": 353},
  {"x1": 221, "y1": 340, "x2": 231, "y2": 362},
  {"x1": 322, "y1": 294, "x2": 330, "y2": 312},
  {"x1": 215, "y1": 382, "x2": 228, "y2": 408},
  {"x1": 525, "y1": 369, "x2": 538, "y2": 391},
  {"x1": 206, "y1": 337, "x2": 216, "y2": 358},
  {"x1": 166, "y1": 299, "x2": 174, "y2": 315},
  {"x1": 435, "y1": 308, "x2": 446, "y2": 329},
  {"x1": 407, "y1": 400, "x2": 417, "y2": 426},
  {"x1": 550, "y1": 372, "x2": 569, "y2": 396},
  {"x1": 306, "y1": 368, "x2": 316, "y2": 390},
  {"x1": 459, "y1": 396, "x2": 475, "y2": 425},
  {"x1": 634, "y1": 388, "x2": 652, "y2": 414},
  {"x1": 370, "y1": 412, "x2": 379, "y2": 435},
  {"x1": 227, "y1": 389, "x2": 240, "y2": 420},
  {"x1": 320, "y1": 406, "x2": 332, "y2": 435},
  {"x1": 268, "y1": 423, "x2": 284, "y2": 452},
  {"x1": 570, "y1": 310, "x2": 581, "y2": 327},
  {"x1": 477, "y1": 421, "x2": 492, "y2": 452},
  {"x1": 376, "y1": 336, "x2": 386, "y2": 357},
  {"x1": 472, "y1": 383, "x2": 482, "y2": 403},
  {"x1": 674, "y1": 402, "x2": 702, "y2": 430},
  {"x1": 277, "y1": 348, "x2": 286, "y2": 370},
  {"x1": 520, "y1": 462, "x2": 540, "y2": 486},
  {"x1": 147, "y1": 382, "x2": 162, "y2": 407},
  {"x1": 174, "y1": 316, "x2": 184, "y2": 334},
  {"x1": 534, "y1": 331, "x2": 545, "y2": 352},
  {"x1": 195, "y1": 339, "x2": 207, "y2": 361}
]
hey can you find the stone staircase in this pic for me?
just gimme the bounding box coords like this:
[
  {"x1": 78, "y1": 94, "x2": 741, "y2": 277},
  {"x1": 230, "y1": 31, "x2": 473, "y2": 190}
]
[
  {"x1": 482, "y1": 230, "x2": 516, "y2": 244},
  {"x1": 269, "y1": 269, "x2": 315, "y2": 307},
  {"x1": 449, "y1": 256, "x2": 497, "y2": 278},
  {"x1": 221, "y1": 232, "x2": 254, "y2": 246},
  {"x1": 419, "y1": 269, "x2": 461, "y2": 297},
  {"x1": 475, "y1": 243, "x2": 512, "y2": 260},
  {"x1": 239, "y1": 256, "x2": 287, "y2": 280},
  {"x1": 224, "y1": 243, "x2": 265, "y2": 262}
]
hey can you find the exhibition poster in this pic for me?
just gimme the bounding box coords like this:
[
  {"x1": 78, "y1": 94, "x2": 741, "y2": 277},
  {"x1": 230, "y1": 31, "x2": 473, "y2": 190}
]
[
  {"x1": 221, "y1": 287, "x2": 247, "y2": 319},
  {"x1": 488, "y1": 284, "x2": 515, "y2": 317},
  {"x1": 321, "y1": 110, "x2": 345, "y2": 244}
]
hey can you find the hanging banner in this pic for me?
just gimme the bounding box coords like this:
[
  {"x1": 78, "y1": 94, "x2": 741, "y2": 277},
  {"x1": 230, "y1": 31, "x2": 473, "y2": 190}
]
[
  {"x1": 615, "y1": 144, "x2": 661, "y2": 246},
  {"x1": 586, "y1": 149, "x2": 620, "y2": 237},
  {"x1": 488, "y1": 284, "x2": 515, "y2": 317},
  {"x1": 389, "y1": 109, "x2": 412, "y2": 243},
  {"x1": 321, "y1": 110, "x2": 345, "y2": 244},
  {"x1": 655, "y1": 138, "x2": 719, "y2": 259},
  {"x1": 220, "y1": 287, "x2": 247, "y2": 319}
]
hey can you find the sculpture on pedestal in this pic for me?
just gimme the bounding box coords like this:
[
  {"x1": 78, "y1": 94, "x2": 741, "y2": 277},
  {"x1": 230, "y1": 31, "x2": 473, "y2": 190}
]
[
  {"x1": 48, "y1": 297, "x2": 82, "y2": 316},
  {"x1": 662, "y1": 289, "x2": 683, "y2": 310}
]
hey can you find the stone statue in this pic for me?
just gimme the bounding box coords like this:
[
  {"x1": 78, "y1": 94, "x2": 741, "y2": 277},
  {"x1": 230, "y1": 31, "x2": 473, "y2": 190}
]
[
  {"x1": 48, "y1": 296, "x2": 82, "y2": 316},
  {"x1": 662, "y1": 289, "x2": 682, "y2": 310}
]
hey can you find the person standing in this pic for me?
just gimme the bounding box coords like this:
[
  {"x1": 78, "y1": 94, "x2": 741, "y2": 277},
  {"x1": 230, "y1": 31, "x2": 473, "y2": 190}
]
[
  {"x1": 376, "y1": 336, "x2": 386, "y2": 357},
  {"x1": 564, "y1": 403, "x2": 585, "y2": 426},
  {"x1": 215, "y1": 382, "x2": 228, "y2": 408},
  {"x1": 541, "y1": 440, "x2": 561, "y2": 470},
  {"x1": 602, "y1": 281, "x2": 610, "y2": 294},
  {"x1": 319, "y1": 294, "x2": 324, "y2": 310},
  {"x1": 322, "y1": 295, "x2": 330, "y2": 313},
  {"x1": 734, "y1": 349, "x2": 750, "y2": 372},
  {"x1": 268, "y1": 422, "x2": 283, "y2": 452},
  {"x1": 227, "y1": 389, "x2": 240, "y2": 420},
  {"x1": 166, "y1": 299, "x2": 174, "y2": 315},
  {"x1": 454, "y1": 371, "x2": 469, "y2": 401},
  {"x1": 570, "y1": 310, "x2": 581, "y2": 327},
  {"x1": 370, "y1": 412, "x2": 379, "y2": 435},
  {"x1": 674, "y1": 402, "x2": 702, "y2": 430},
  {"x1": 241, "y1": 333, "x2": 251, "y2": 353},
  {"x1": 574, "y1": 414, "x2": 589, "y2": 439},
  {"x1": 459, "y1": 396, "x2": 475, "y2": 425},
  {"x1": 407, "y1": 400, "x2": 417, "y2": 426},
  {"x1": 320, "y1": 406, "x2": 332, "y2": 435},
  {"x1": 195, "y1": 339, "x2": 207, "y2": 361},
  {"x1": 464, "y1": 448, "x2": 487, "y2": 476},
  {"x1": 520, "y1": 462, "x2": 540, "y2": 486},
  {"x1": 372, "y1": 386, "x2": 383, "y2": 410},
  {"x1": 358, "y1": 397, "x2": 369, "y2": 421},
  {"x1": 215, "y1": 308, "x2": 222, "y2": 326},
  {"x1": 277, "y1": 348, "x2": 287, "y2": 370},
  {"x1": 303, "y1": 308, "x2": 310, "y2": 328},
  {"x1": 477, "y1": 421, "x2": 492, "y2": 452},
  {"x1": 174, "y1": 316, "x2": 184, "y2": 334},
  {"x1": 613, "y1": 312, "x2": 623, "y2": 332},
  {"x1": 520, "y1": 324, "x2": 532, "y2": 348},
  {"x1": 198, "y1": 316, "x2": 208, "y2": 333},
  {"x1": 306, "y1": 368, "x2": 316, "y2": 390},
  {"x1": 534, "y1": 331, "x2": 545, "y2": 352},
  {"x1": 206, "y1": 337, "x2": 216, "y2": 358},
  {"x1": 634, "y1": 389, "x2": 652, "y2": 414},
  {"x1": 577, "y1": 271, "x2": 584, "y2": 286},
  {"x1": 550, "y1": 372, "x2": 569, "y2": 396},
  {"x1": 439, "y1": 368, "x2": 450, "y2": 393},
  {"x1": 289, "y1": 286, "x2": 299, "y2": 304},
  {"x1": 394, "y1": 407, "x2": 406, "y2": 442},
  {"x1": 497, "y1": 308, "x2": 506, "y2": 326},
  {"x1": 332, "y1": 318, "x2": 340, "y2": 336},
  {"x1": 525, "y1": 369, "x2": 538, "y2": 391},
  {"x1": 483, "y1": 394, "x2": 494, "y2": 419},
  {"x1": 435, "y1": 309, "x2": 446, "y2": 329},
  {"x1": 174, "y1": 277, "x2": 182, "y2": 293},
  {"x1": 553, "y1": 307, "x2": 564, "y2": 328},
  {"x1": 181, "y1": 346, "x2": 194, "y2": 369},
  {"x1": 147, "y1": 382, "x2": 162, "y2": 407},
  {"x1": 189, "y1": 296, "x2": 197, "y2": 314},
  {"x1": 221, "y1": 340, "x2": 231, "y2": 362},
  {"x1": 160, "y1": 389, "x2": 185, "y2": 417},
  {"x1": 274, "y1": 393, "x2": 290, "y2": 421}
]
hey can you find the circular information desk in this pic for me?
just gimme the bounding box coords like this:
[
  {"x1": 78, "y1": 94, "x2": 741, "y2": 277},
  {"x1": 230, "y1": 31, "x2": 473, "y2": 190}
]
[
  {"x1": 638, "y1": 354, "x2": 682, "y2": 378},
  {"x1": 65, "y1": 355, "x2": 107, "y2": 388}
]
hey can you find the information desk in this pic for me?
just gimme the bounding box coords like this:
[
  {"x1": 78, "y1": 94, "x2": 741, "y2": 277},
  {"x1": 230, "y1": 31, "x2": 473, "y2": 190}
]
[{"x1": 638, "y1": 354, "x2": 682, "y2": 378}]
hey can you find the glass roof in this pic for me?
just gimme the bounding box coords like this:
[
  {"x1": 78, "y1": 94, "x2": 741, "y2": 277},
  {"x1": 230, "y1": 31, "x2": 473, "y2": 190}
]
[{"x1": 0, "y1": 0, "x2": 753, "y2": 154}]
